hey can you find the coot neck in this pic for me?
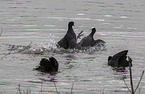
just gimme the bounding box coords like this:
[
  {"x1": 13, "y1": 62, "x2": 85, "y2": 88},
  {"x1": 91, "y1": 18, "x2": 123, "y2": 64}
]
[
  {"x1": 67, "y1": 26, "x2": 74, "y2": 33},
  {"x1": 89, "y1": 29, "x2": 96, "y2": 40},
  {"x1": 89, "y1": 31, "x2": 95, "y2": 40},
  {"x1": 89, "y1": 32, "x2": 95, "y2": 36}
]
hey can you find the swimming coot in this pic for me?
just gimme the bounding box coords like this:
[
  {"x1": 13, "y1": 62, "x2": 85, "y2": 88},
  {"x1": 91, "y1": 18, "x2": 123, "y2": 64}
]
[
  {"x1": 57, "y1": 21, "x2": 77, "y2": 49},
  {"x1": 79, "y1": 27, "x2": 106, "y2": 47},
  {"x1": 79, "y1": 27, "x2": 96, "y2": 47},
  {"x1": 35, "y1": 57, "x2": 59, "y2": 73},
  {"x1": 108, "y1": 50, "x2": 132, "y2": 67}
]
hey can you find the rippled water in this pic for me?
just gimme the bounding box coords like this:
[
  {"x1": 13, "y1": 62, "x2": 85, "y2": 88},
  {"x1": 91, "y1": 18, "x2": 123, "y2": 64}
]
[{"x1": 0, "y1": 0, "x2": 145, "y2": 94}]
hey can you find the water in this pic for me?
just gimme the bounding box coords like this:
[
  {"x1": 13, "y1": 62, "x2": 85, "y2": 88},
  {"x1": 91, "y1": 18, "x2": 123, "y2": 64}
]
[{"x1": 0, "y1": 0, "x2": 145, "y2": 94}]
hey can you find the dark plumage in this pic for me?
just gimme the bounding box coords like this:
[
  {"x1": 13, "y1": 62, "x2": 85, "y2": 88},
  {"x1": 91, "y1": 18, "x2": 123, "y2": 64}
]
[
  {"x1": 79, "y1": 27, "x2": 96, "y2": 47},
  {"x1": 79, "y1": 27, "x2": 106, "y2": 47},
  {"x1": 57, "y1": 21, "x2": 77, "y2": 49},
  {"x1": 108, "y1": 50, "x2": 132, "y2": 67},
  {"x1": 35, "y1": 57, "x2": 59, "y2": 73}
]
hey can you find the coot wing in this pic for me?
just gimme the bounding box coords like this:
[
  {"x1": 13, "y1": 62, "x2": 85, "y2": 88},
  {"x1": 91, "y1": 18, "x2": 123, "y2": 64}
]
[
  {"x1": 79, "y1": 36, "x2": 92, "y2": 47},
  {"x1": 57, "y1": 35, "x2": 68, "y2": 49},
  {"x1": 111, "y1": 50, "x2": 128, "y2": 61},
  {"x1": 49, "y1": 57, "x2": 59, "y2": 71}
]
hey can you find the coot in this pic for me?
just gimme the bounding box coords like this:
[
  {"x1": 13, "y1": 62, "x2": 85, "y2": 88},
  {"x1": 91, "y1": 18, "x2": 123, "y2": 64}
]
[{"x1": 108, "y1": 50, "x2": 132, "y2": 67}]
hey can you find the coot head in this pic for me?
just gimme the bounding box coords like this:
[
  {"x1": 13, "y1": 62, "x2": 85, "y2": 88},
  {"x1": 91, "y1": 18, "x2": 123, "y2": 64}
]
[
  {"x1": 90, "y1": 27, "x2": 96, "y2": 35},
  {"x1": 108, "y1": 56, "x2": 112, "y2": 61},
  {"x1": 68, "y1": 21, "x2": 75, "y2": 27}
]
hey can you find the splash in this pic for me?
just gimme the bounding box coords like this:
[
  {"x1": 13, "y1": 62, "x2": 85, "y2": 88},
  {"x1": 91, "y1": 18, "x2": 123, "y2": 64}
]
[
  {"x1": 7, "y1": 42, "x2": 106, "y2": 55},
  {"x1": 6, "y1": 34, "x2": 106, "y2": 55},
  {"x1": 57, "y1": 42, "x2": 107, "y2": 53},
  {"x1": 6, "y1": 34, "x2": 59, "y2": 55},
  {"x1": 82, "y1": 43, "x2": 107, "y2": 53}
]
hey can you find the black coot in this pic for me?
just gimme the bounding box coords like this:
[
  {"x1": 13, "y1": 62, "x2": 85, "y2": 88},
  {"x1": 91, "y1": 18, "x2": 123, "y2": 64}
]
[
  {"x1": 35, "y1": 57, "x2": 59, "y2": 73},
  {"x1": 57, "y1": 21, "x2": 77, "y2": 49},
  {"x1": 108, "y1": 50, "x2": 132, "y2": 67}
]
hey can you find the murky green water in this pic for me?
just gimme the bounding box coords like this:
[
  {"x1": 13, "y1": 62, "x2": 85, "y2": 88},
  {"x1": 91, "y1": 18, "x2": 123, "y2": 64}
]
[{"x1": 0, "y1": 0, "x2": 145, "y2": 94}]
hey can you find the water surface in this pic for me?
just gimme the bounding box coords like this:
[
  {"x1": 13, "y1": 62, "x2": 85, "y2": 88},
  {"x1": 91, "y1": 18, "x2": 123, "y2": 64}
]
[{"x1": 0, "y1": 0, "x2": 145, "y2": 94}]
